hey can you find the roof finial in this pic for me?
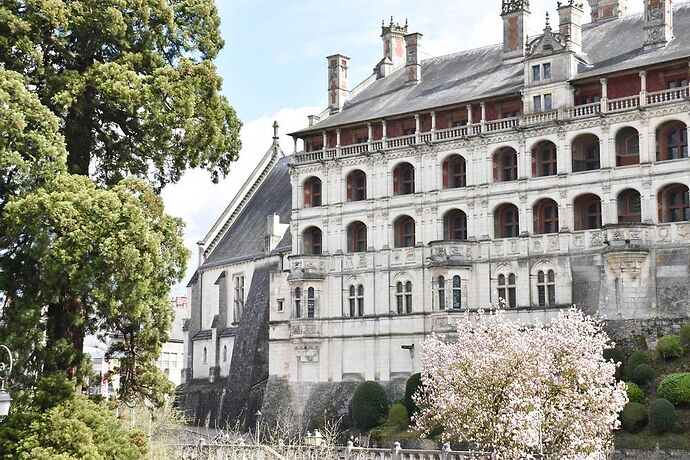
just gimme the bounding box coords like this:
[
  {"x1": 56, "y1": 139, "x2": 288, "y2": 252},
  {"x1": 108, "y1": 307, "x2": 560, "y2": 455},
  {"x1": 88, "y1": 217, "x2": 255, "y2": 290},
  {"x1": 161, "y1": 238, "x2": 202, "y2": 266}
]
[
  {"x1": 272, "y1": 120, "x2": 279, "y2": 143},
  {"x1": 544, "y1": 12, "x2": 551, "y2": 30}
]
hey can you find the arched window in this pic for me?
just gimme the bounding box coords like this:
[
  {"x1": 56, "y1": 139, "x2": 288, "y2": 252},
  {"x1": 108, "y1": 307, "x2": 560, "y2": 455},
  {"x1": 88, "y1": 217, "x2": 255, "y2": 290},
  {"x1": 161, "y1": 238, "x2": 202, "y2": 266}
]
[
  {"x1": 396, "y1": 281, "x2": 413, "y2": 314},
  {"x1": 222, "y1": 345, "x2": 228, "y2": 362},
  {"x1": 656, "y1": 120, "x2": 688, "y2": 161},
  {"x1": 615, "y1": 127, "x2": 640, "y2": 166},
  {"x1": 452, "y1": 275, "x2": 462, "y2": 310},
  {"x1": 307, "y1": 287, "x2": 315, "y2": 318},
  {"x1": 658, "y1": 184, "x2": 690, "y2": 223},
  {"x1": 294, "y1": 287, "x2": 302, "y2": 318},
  {"x1": 437, "y1": 276, "x2": 446, "y2": 311},
  {"x1": 532, "y1": 141, "x2": 558, "y2": 177},
  {"x1": 394, "y1": 216, "x2": 416, "y2": 248},
  {"x1": 533, "y1": 199, "x2": 559, "y2": 235},
  {"x1": 348, "y1": 285, "x2": 365, "y2": 317},
  {"x1": 442, "y1": 155, "x2": 466, "y2": 188},
  {"x1": 303, "y1": 227, "x2": 323, "y2": 255},
  {"x1": 347, "y1": 170, "x2": 367, "y2": 202},
  {"x1": 617, "y1": 189, "x2": 642, "y2": 224},
  {"x1": 202, "y1": 347, "x2": 208, "y2": 365},
  {"x1": 493, "y1": 148, "x2": 518, "y2": 182},
  {"x1": 393, "y1": 162, "x2": 415, "y2": 195},
  {"x1": 574, "y1": 194, "x2": 602, "y2": 230},
  {"x1": 443, "y1": 209, "x2": 468, "y2": 241},
  {"x1": 495, "y1": 204, "x2": 520, "y2": 238},
  {"x1": 303, "y1": 177, "x2": 322, "y2": 207},
  {"x1": 347, "y1": 221, "x2": 367, "y2": 253},
  {"x1": 498, "y1": 274, "x2": 517, "y2": 308},
  {"x1": 572, "y1": 134, "x2": 601, "y2": 172},
  {"x1": 537, "y1": 270, "x2": 556, "y2": 307}
]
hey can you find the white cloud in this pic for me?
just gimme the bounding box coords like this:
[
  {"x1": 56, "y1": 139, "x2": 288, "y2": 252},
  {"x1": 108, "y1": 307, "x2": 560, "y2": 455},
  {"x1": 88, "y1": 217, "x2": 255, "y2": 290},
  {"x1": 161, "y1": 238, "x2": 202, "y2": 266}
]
[{"x1": 162, "y1": 105, "x2": 320, "y2": 295}]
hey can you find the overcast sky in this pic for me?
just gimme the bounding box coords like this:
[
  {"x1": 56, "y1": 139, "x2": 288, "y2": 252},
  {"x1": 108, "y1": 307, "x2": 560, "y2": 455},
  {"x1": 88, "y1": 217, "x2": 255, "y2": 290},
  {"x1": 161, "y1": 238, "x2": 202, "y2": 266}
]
[{"x1": 161, "y1": 0, "x2": 644, "y2": 294}]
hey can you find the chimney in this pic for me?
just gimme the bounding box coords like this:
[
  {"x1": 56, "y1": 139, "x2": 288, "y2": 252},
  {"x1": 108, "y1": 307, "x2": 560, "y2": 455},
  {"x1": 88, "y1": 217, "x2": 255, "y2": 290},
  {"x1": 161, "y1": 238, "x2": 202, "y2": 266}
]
[
  {"x1": 327, "y1": 54, "x2": 350, "y2": 114},
  {"x1": 557, "y1": 1, "x2": 584, "y2": 53},
  {"x1": 404, "y1": 33, "x2": 422, "y2": 85},
  {"x1": 644, "y1": 0, "x2": 674, "y2": 47},
  {"x1": 376, "y1": 17, "x2": 408, "y2": 78},
  {"x1": 501, "y1": 0, "x2": 530, "y2": 60},
  {"x1": 587, "y1": 0, "x2": 628, "y2": 22}
]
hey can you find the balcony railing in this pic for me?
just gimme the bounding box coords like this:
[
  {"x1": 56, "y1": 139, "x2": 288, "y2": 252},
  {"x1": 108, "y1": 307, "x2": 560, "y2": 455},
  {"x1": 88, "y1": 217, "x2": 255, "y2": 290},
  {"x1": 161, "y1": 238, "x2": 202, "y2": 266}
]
[{"x1": 293, "y1": 85, "x2": 689, "y2": 165}]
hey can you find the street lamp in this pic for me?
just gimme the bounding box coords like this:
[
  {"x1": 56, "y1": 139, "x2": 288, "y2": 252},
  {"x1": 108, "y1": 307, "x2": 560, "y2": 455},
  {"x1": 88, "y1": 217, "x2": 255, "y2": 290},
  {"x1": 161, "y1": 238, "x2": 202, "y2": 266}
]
[
  {"x1": 0, "y1": 345, "x2": 13, "y2": 418},
  {"x1": 255, "y1": 410, "x2": 262, "y2": 445}
]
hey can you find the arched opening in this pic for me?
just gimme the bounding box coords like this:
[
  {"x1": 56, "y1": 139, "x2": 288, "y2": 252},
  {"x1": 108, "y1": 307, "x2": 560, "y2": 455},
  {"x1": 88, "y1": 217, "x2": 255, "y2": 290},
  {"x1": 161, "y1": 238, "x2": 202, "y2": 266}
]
[
  {"x1": 532, "y1": 140, "x2": 558, "y2": 177},
  {"x1": 202, "y1": 347, "x2": 208, "y2": 365},
  {"x1": 493, "y1": 147, "x2": 518, "y2": 182},
  {"x1": 395, "y1": 281, "x2": 413, "y2": 314},
  {"x1": 494, "y1": 203, "x2": 520, "y2": 238},
  {"x1": 498, "y1": 273, "x2": 517, "y2": 308},
  {"x1": 615, "y1": 127, "x2": 640, "y2": 166},
  {"x1": 533, "y1": 199, "x2": 559, "y2": 235},
  {"x1": 346, "y1": 221, "x2": 367, "y2": 253},
  {"x1": 443, "y1": 209, "x2": 468, "y2": 241},
  {"x1": 452, "y1": 275, "x2": 462, "y2": 310},
  {"x1": 572, "y1": 134, "x2": 601, "y2": 172},
  {"x1": 348, "y1": 285, "x2": 365, "y2": 317},
  {"x1": 303, "y1": 176, "x2": 322, "y2": 207},
  {"x1": 307, "y1": 287, "x2": 315, "y2": 318},
  {"x1": 617, "y1": 189, "x2": 642, "y2": 224},
  {"x1": 537, "y1": 270, "x2": 556, "y2": 307},
  {"x1": 393, "y1": 162, "x2": 415, "y2": 195},
  {"x1": 303, "y1": 226, "x2": 323, "y2": 255},
  {"x1": 442, "y1": 154, "x2": 467, "y2": 188},
  {"x1": 394, "y1": 215, "x2": 416, "y2": 248},
  {"x1": 347, "y1": 170, "x2": 367, "y2": 202},
  {"x1": 574, "y1": 194, "x2": 602, "y2": 230},
  {"x1": 656, "y1": 120, "x2": 688, "y2": 161},
  {"x1": 658, "y1": 184, "x2": 690, "y2": 223},
  {"x1": 222, "y1": 345, "x2": 228, "y2": 362}
]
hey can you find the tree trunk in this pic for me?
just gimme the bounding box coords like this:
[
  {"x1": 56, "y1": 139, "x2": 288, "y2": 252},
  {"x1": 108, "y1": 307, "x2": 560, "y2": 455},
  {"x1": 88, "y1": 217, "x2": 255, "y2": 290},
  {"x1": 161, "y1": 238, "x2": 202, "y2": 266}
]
[
  {"x1": 64, "y1": 88, "x2": 95, "y2": 177},
  {"x1": 46, "y1": 295, "x2": 86, "y2": 383}
]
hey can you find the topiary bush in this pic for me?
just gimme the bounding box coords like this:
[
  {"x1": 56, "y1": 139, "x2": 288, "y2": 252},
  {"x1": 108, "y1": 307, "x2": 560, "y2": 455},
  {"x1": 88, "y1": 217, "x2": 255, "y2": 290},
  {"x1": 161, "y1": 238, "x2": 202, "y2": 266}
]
[
  {"x1": 625, "y1": 351, "x2": 651, "y2": 380},
  {"x1": 384, "y1": 403, "x2": 410, "y2": 432},
  {"x1": 632, "y1": 364, "x2": 655, "y2": 386},
  {"x1": 351, "y1": 381, "x2": 390, "y2": 431},
  {"x1": 680, "y1": 322, "x2": 690, "y2": 347},
  {"x1": 657, "y1": 373, "x2": 690, "y2": 406},
  {"x1": 620, "y1": 402, "x2": 647, "y2": 433},
  {"x1": 648, "y1": 398, "x2": 677, "y2": 434},
  {"x1": 626, "y1": 382, "x2": 645, "y2": 403},
  {"x1": 404, "y1": 373, "x2": 422, "y2": 419},
  {"x1": 604, "y1": 348, "x2": 626, "y2": 380},
  {"x1": 657, "y1": 335, "x2": 684, "y2": 360}
]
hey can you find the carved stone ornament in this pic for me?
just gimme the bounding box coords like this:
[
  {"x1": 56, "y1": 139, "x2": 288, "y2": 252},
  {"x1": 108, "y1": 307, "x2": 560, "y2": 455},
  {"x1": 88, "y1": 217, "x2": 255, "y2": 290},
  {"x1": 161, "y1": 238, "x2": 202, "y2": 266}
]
[
  {"x1": 295, "y1": 344, "x2": 320, "y2": 363},
  {"x1": 502, "y1": 0, "x2": 529, "y2": 14},
  {"x1": 605, "y1": 251, "x2": 648, "y2": 280}
]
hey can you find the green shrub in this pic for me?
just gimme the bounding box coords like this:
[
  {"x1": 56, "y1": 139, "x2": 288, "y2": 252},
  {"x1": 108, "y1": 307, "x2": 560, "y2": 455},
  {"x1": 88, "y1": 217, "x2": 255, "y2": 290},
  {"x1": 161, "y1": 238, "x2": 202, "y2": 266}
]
[
  {"x1": 648, "y1": 398, "x2": 677, "y2": 434},
  {"x1": 680, "y1": 322, "x2": 690, "y2": 346},
  {"x1": 625, "y1": 351, "x2": 651, "y2": 379},
  {"x1": 620, "y1": 402, "x2": 648, "y2": 433},
  {"x1": 404, "y1": 373, "x2": 422, "y2": 418},
  {"x1": 657, "y1": 335, "x2": 684, "y2": 360},
  {"x1": 603, "y1": 348, "x2": 625, "y2": 365},
  {"x1": 632, "y1": 364, "x2": 655, "y2": 385},
  {"x1": 626, "y1": 382, "x2": 645, "y2": 403},
  {"x1": 351, "y1": 381, "x2": 390, "y2": 431},
  {"x1": 657, "y1": 373, "x2": 690, "y2": 406},
  {"x1": 385, "y1": 403, "x2": 410, "y2": 432}
]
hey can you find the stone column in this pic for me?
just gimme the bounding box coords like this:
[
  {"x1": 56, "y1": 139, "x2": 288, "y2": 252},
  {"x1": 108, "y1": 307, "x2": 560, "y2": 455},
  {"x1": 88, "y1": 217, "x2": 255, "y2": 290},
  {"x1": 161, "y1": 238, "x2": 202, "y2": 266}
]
[
  {"x1": 430, "y1": 111, "x2": 436, "y2": 140},
  {"x1": 639, "y1": 71, "x2": 647, "y2": 107},
  {"x1": 600, "y1": 78, "x2": 608, "y2": 113}
]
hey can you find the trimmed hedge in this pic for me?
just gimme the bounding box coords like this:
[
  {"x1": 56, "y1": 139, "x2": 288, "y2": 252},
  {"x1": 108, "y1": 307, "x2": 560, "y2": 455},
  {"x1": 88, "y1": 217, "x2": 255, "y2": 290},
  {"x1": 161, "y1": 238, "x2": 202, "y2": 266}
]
[
  {"x1": 603, "y1": 348, "x2": 625, "y2": 365},
  {"x1": 657, "y1": 373, "x2": 690, "y2": 406},
  {"x1": 625, "y1": 351, "x2": 650, "y2": 379},
  {"x1": 351, "y1": 381, "x2": 390, "y2": 431},
  {"x1": 648, "y1": 398, "x2": 677, "y2": 434},
  {"x1": 681, "y1": 322, "x2": 690, "y2": 346},
  {"x1": 632, "y1": 364, "x2": 655, "y2": 386},
  {"x1": 620, "y1": 402, "x2": 647, "y2": 433},
  {"x1": 404, "y1": 373, "x2": 422, "y2": 418},
  {"x1": 657, "y1": 335, "x2": 684, "y2": 360},
  {"x1": 385, "y1": 403, "x2": 410, "y2": 431},
  {"x1": 626, "y1": 382, "x2": 645, "y2": 403}
]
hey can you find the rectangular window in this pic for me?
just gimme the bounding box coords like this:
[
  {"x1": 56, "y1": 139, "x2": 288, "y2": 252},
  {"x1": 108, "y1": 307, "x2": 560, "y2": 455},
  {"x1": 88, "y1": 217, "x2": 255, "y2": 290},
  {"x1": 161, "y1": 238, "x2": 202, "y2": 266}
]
[
  {"x1": 533, "y1": 96, "x2": 542, "y2": 113},
  {"x1": 171, "y1": 353, "x2": 177, "y2": 368},
  {"x1": 233, "y1": 275, "x2": 245, "y2": 323},
  {"x1": 277, "y1": 299, "x2": 284, "y2": 312},
  {"x1": 532, "y1": 65, "x2": 541, "y2": 82},
  {"x1": 544, "y1": 94, "x2": 553, "y2": 111},
  {"x1": 543, "y1": 63, "x2": 551, "y2": 80}
]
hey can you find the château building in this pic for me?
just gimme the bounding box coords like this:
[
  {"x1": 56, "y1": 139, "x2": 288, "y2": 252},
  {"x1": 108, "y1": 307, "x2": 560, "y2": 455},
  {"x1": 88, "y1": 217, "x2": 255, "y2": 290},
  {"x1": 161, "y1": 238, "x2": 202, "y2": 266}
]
[{"x1": 179, "y1": 0, "x2": 690, "y2": 428}]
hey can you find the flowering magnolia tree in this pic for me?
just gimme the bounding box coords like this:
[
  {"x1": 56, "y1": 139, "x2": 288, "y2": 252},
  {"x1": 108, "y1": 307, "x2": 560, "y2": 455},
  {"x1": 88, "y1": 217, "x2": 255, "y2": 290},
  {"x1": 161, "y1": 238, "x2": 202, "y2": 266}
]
[{"x1": 414, "y1": 308, "x2": 627, "y2": 460}]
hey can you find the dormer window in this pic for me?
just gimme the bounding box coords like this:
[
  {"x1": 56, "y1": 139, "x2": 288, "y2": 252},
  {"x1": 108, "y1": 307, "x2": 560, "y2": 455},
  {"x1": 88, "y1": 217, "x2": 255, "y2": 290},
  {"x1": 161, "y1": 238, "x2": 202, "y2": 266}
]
[
  {"x1": 543, "y1": 63, "x2": 551, "y2": 79},
  {"x1": 532, "y1": 63, "x2": 552, "y2": 83},
  {"x1": 532, "y1": 65, "x2": 541, "y2": 82}
]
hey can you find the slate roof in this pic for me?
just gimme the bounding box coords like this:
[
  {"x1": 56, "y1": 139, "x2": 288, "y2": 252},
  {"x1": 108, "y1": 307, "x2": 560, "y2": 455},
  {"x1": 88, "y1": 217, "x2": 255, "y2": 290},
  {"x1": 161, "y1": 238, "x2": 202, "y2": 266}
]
[
  {"x1": 202, "y1": 155, "x2": 292, "y2": 268},
  {"x1": 295, "y1": 2, "x2": 690, "y2": 134}
]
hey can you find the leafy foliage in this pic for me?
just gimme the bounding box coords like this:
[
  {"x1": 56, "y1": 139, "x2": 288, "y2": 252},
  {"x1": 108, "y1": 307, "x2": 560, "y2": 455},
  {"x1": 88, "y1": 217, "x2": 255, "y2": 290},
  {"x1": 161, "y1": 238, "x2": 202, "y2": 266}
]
[
  {"x1": 404, "y1": 373, "x2": 422, "y2": 419},
  {"x1": 351, "y1": 381, "x2": 390, "y2": 431},
  {"x1": 632, "y1": 364, "x2": 655, "y2": 386},
  {"x1": 657, "y1": 335, "x2": 684, "y2": 360},
  {"x1": 648, "y1": 399, "x2": 677, "y2": 434},
  {"x1": 415, "y1": 308, "x2": 627, "y2": 460},
  {"x1": 620, "y1": 402, "x2": 647, "y2": 433},
  {"x1": 626, "y1": 382, "x2": 644, "y2": 404},
  {"x1": 386, "y1": 403, "x2": 410, "y2": 432},
  {"x1": 657, "y1": 373, "x2": 690, "y2": 406},
  {"x1": 625, "y1": 351, "x2": 651, "y2": 380},
  {"x1": 680, "y1": 322, "x2": 690, "y2": 347}
]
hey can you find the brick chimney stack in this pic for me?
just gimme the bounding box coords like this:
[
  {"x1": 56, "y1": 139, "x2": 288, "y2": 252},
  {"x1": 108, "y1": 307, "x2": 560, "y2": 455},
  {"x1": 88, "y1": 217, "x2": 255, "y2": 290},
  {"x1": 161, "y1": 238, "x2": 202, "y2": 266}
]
[
  {"x1": 376, "y1": 17, "x2": 408, "y2": 78},
  {"x1": 557, "y1": 1, "x2": 584, "y2": 53},
  {"x1": 404, "y1": 33, "x2": 422, "y2": 85},
  {"x1": 587, "y1": 0, "x2": 628, "y2": 22},
  {"x1": 643, "y1": 0, "x2": 674, "y2": 48},
  {"x1": 327, "y1": 54, "x2": 350, "y2": 114},
  {"x1": 501, "y1": 0, "x2": 530, "y2": 60}
]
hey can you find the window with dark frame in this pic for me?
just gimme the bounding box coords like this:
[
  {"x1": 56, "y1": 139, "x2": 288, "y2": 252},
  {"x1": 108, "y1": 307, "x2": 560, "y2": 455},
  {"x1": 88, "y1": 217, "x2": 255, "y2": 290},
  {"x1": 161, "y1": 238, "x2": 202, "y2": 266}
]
[
  {"x1": 233, "y1": 275, "x2": 245, "y2": 324},
  {"x1": 438, "y1": 276, "x2": 446, "y2": 311},
  {"x1": 303, "y1": 227, "x2": 323, "y2": 255},
  {"x1": 575, "y1": 195, "x2": 602, "y2": 230},
  {"x1": 496, "y1": 204, "x2": 520, "y2": 238},
  {"x1": 303, "y1": 177, "x2": 322, "y2": 207},
  {"x1": 452, "y1": 275, "x2": 462, "y2": 310},
  {"x1": 617, "y1": 189, "x2": 642, "y2": 224},
  {"x1": 660, "y1": 184, "x2": 690, "y2": 223},
  {"x1": 616, "y1": 127, "x2": 640, "y2": 166},
  {"x1": 307, "y1": 287, "x2": 315, "y2": 318},
  {"x1": 543, "y1": 63, "x2": 552, "y2": 80},
  {"x1": 444, "y1": 209, "x2": 468, "y2": 241},
  {"x1": 347, "y1": 221, "x2": 367, "y2": 253},
  {"x1": 498, "y1": 274, "x2": 517, "y2": 308},
  {"x1": 294, "y1": 288, "x2": 302, "y2": 318},
  {"x1": 544, "y1": 94, "x2": 553, "y2": 111},
  {"x1": 442, "y1": 155, "x2": 467, "y2": 189},
  {"x1": 395, "y1": 216, "x2": 416, "y2": 248},
  {"x1": 534, "y1": 200, "x2": 559, "y2": 235},
  {"x1": 348, "y1": 285, "x2": 364, "y2": 317},
  {"x1": 347, "y1": 170, "x2": 367, "y2": 202},
  {"x1": 656, "y1": 121, "x2": 688, "y2": 161},
  {"x1": 534, "y1": 141, "x2": 557, "y2": 177},
  {"x1": 495, "y1": 148, "x2": 518, "y2": 182},
  {"x1": 393, "y1": 163, "x2": 415, "y2": 195},
  {"x1": 537, "y1": 270, "x2": 556, "y2": 307},
  {"x1": 532, "y1": 65, "x2": 541, "y2": 82}
]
